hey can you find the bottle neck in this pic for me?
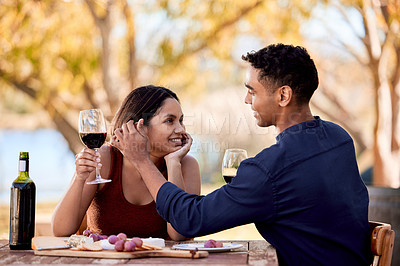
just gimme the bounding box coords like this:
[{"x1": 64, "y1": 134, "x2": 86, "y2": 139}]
[{"x1": 17, "y1": 159, "x2": 31, "y2": 181}]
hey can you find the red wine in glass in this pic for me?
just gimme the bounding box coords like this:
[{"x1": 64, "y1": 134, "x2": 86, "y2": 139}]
[
  {"x1": 80, "y1": 133, "x2": 107, "y2": 149},
  {"x1": 79, "y1": 109, "x2": 111, "y2": 185},
  {"x1": 222, "y1": 149, "x2": 248, "y2": 183}
]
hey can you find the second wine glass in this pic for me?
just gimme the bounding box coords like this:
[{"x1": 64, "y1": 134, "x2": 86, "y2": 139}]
[
  {"x1": 79, "y1": 109, "x2": 111, "y2": 185},
  {"x1": 222, "y1": 148, "x2": 248, "y2": 183}
]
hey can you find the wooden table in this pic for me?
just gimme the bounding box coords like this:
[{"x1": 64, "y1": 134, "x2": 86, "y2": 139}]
[{"x1": 0, "y1": 239, "x2": 277, "y2": 265}]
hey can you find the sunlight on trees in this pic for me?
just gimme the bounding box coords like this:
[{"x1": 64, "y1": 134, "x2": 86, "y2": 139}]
[{"x1": 0, "y1": 0, "x2": 398, "y2": 187}]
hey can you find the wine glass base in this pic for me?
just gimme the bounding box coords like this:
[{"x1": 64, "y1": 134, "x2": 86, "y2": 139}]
[{"x1": 87, "y1": 179, "x2": 112, "y2": 184}]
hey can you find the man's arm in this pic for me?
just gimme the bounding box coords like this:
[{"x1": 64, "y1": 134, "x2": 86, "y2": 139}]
[
  {"x1": 155, "y1": 162, "x2": 275, "y2": 237},
  {"x1": 113, "y1": 119, "x2": 275, "y2": 238}
]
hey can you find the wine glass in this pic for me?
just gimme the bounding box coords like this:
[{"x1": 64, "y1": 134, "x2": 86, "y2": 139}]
[
  {"x1": 79, "y1": 109, "x2": 111, "y2": 184},
  {"x1": 222, "y1": 148, "x2": 248, "y2": 183}
]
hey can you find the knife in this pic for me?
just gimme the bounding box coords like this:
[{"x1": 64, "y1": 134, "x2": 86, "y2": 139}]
[{"x1": 36, "y1": 245, "x2": 71, "y2": 251}]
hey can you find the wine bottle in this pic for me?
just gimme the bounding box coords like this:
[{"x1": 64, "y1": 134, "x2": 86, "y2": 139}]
[{"x1": 9, "y1": 152, "x2": 36, "y2": 250}]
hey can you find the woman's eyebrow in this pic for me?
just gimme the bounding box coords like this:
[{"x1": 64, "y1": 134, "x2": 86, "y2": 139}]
[{"x1": 163, "y1": 114, "x2": 177, "y2": 119}]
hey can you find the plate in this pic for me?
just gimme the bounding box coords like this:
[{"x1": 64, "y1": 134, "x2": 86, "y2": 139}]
[{"x1": 172, "y1": 243, "x2": 243, "y2": 252}]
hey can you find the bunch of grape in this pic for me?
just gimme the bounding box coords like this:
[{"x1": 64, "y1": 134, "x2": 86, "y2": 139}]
[
  {"x1": 204, "y1": 239, "x2": 223, "y2": 248},
  {"x1": 108, "y1": 233, "x2": 143, "y2": 252},
  {"x1": 82, "y1": 229, "x2": 107, "y2": 241}
]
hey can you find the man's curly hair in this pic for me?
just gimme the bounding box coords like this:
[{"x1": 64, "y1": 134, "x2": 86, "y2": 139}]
[{"x1": 242, "y1": 43, "x2": 319, "y2": 104}]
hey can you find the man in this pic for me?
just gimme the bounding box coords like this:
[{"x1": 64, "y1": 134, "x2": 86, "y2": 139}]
[{"x1": 112, "y1": 44, "x2": 371, "y2": 265}]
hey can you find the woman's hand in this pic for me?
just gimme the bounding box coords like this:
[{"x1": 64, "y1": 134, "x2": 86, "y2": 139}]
[
  {"x1": 164, "y1": 133, "x2": 193, "y2": 164},
  {"x1": 75, "y1": 148, "x2": 101, "y2": 182}
]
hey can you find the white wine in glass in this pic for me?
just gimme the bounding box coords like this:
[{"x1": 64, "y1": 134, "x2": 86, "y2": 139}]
[
  {"x1": 222, "y1": 148, "x2": 248, "y2": 183},
  {"x1": 79, "y1": 109, "x2": 111, "y2": 185}
]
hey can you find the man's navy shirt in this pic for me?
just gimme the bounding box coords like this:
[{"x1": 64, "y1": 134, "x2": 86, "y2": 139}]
[{"x1": 157, "y1": 118, "x2": 371, "y2": 265}]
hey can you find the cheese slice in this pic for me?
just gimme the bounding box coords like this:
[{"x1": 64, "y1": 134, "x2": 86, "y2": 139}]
[
  {"x1": 31, "y1": 236, "x2": 70, "y2": 250},
  {"x1": 142, "y1": 237, "x2": 165, "y2": 248},
  {"x1": 67, "y1": 234, "x2": 94, "y2": 247}
]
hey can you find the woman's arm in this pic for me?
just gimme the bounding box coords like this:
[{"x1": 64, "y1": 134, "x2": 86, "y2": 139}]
[
  {"x1": 164, "y1": 134, "x2": 201, "y2": 240},
  {"x1": 51, "y1": 146, "x2": 109, "y2": 236},
  {"x1": 165, "y1": 156, "x2": 200, "y2": 240}
]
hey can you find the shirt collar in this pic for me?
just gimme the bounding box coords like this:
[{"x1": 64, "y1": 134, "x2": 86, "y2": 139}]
[{"x1": 276, "y1": 116, "x2": 321, "y2": 142}]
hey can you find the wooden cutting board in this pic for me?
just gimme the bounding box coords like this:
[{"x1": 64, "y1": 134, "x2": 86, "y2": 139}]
[{"x1": 34, "y1": 248, "x2": 209, "y2": 259}]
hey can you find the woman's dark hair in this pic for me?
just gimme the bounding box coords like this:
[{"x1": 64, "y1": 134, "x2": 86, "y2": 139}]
[
  {"x1": 111, "y1": 85, "x2": 179, "y2": 133},
  {"x1": 242, "y1": 43, "x2": 319, "y2": 104}
]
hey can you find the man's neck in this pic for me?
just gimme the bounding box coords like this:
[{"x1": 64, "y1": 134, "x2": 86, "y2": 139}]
[{"x1": 275, "y1": 105, "x2": 315, "y2": 133}]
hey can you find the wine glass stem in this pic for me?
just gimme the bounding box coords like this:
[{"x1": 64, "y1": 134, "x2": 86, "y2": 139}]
[
  {"x1": 95, "y1": 166, "x2": 101, "y2": 180},
  {"x1": 94, "y1": 148, "x2": 101, "y2": 181}
]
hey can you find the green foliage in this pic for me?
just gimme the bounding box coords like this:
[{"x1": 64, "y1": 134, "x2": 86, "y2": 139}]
[
  {"x1": 0, "y1": 0, "x2": 344, "y2": 179},
  {"x1": 0, "y1": 0, "x2": 100, "y2": 102},
  {"x1": 140, "y1": 0, "x2": 317, "y2": 95}
]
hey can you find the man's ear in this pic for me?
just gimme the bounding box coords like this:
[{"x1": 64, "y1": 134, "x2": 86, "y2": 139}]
[{"x1": 278, "y1": 85, "x2": 293, "y2": 107}]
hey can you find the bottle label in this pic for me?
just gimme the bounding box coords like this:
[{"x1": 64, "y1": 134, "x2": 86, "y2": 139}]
[
  {"x1": 19, "y1": 161, "x2": 26, "y2": 172},
  {"x1": 9, "y1": 183, "x2": 36, "y2": 248},
  {"x1": 9, "y1": 188, "x2": 20, "y2": 245}
]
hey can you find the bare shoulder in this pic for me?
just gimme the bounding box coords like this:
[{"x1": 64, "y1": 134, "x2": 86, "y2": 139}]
[
  {"x1": 181, "y1": 154, "x2": 199, "y2": 168},
  {"x1": 99, "y1": 144, "x2": 111, "y2": 159},
  {"x1": 181, "y1": 154, "x2": 200, "y2": 177},
  {"x1": 181, "y1": 154, "x2": 201, "y2": 194}
]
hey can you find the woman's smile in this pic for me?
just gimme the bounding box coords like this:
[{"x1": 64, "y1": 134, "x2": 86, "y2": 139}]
[{"x1": 169, "y1": 137, "x2": 183, "y2": 146}]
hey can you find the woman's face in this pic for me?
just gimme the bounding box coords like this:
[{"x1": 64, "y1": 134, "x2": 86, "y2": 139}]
[{"x1": 145, "y1": 98, "x2": 186, "y2": 157}]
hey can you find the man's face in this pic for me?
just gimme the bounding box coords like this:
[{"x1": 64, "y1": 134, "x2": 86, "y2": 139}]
[{"x1": 244, "y1": 66, "x2": 280, "y2": 127}]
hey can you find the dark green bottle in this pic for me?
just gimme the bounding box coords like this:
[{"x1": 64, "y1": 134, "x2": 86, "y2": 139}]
[{"x1": 9, "y1": 152, "x2": 36, "y2": 250}]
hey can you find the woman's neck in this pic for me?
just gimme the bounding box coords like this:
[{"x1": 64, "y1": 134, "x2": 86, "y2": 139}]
[
  {"x1": 123, "y1": 153, "x2": 164, "y2": 172},
  {"x1": 150, "y1": 153, "x2": 165, "y2": 170}
]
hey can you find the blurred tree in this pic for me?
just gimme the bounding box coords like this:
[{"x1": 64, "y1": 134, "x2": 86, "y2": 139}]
[
  {"x1": 6, "y1": 0, "x2": 393, "y2": 187},
  {"x1": 310, "y1": 0, "x2": 400, "y2": 187},
  {"x1": 150, "y1": 0, "x2": 318, "y2": 94},
  {"x1": 0, "y1": 0, "x2": 101, "y2": 153},
  {"x1": 0, "y1": 0, "x2": 315, "y2": 155}
]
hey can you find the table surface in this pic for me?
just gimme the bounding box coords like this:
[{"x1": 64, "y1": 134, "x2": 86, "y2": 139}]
[{"x1": 0, "y1": 239, "x2": 277, "y2": 265}]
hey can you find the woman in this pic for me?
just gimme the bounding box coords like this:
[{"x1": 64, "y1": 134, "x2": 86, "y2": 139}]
[{"x1": 51, "y1": 85, "x2": 201, "y2": 240}]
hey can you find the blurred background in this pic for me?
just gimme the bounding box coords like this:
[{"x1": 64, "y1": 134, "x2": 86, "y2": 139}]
[{"x1": 0, "y1": 0, "x2": 399, "y2": 250}]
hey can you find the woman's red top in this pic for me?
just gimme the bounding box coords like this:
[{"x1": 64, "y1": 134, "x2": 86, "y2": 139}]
[{"x1": 86, "y1": 146, "x2": 169, "y2": 239}]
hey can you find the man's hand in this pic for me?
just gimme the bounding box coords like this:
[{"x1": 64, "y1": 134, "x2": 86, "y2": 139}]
[
  {"x1": 111, "y1": 119, "x2": 150, "y2": 167},
  {"x1": 111, "y1": 119, "x2": 168, "y2": 202}
]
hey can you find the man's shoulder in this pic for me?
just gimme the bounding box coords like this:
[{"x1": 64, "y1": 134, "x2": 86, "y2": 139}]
[
  {"x1": 279, "y1": 117, "x2": 353, "y2": 148},
  {"x1": 320, "y1": 119, "x2": 351, "y2": 137},
  {"x1": 244, "y1": 118, "x2": 355, "y2": 174},
  {"x1": 244, "y1": 144, "x2": 283, "y2": 172}
]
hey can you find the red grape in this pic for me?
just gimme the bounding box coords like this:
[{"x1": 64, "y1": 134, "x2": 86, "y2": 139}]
[
  {"x1": 114, "y1": 240, "x2": 125, "y2": 252},
  {"x1": 204, "y1": 239, "x2": 216, "y2": 248},
  {"x1": 124, "y1": 241, "x2": 136, "y2": 252},
  {"x1": 117, "y1": 233, "x2": 127, "y2": 241},
  {"x1": 131, "y1": 237, "x2": 143, "y2": 248},
  {"x1": 89, "y1": 233, "x2": 100, "y2": 242},
  {"x1": 83, "y1": 229, "x2": 91, "y2": 237},
  {"x1": 215, "y1": 241, "x2": 223, "y2": 248},
  {"x1": 204, "y1": 239, "x2": 223, "y2": 248},
  {"x1": 108, "y1": 235, "x2": 118, "y2": 244}
]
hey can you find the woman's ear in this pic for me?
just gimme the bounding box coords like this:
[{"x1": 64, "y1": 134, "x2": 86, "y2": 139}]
[
  {"x1": 141, "y1": 123, "x2": 149, "y2": 135},
  {"x1": 278, "y1": 85, "x2": 293, "y2": 107}
]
